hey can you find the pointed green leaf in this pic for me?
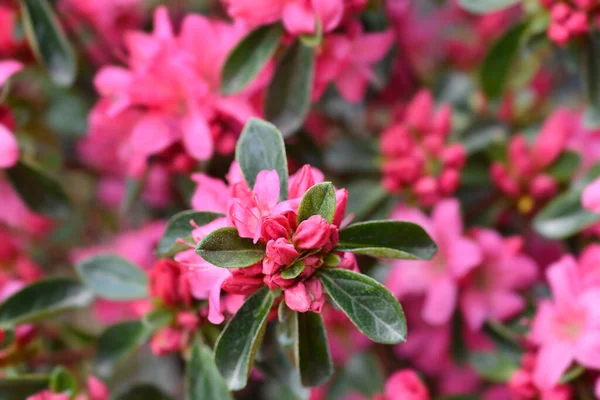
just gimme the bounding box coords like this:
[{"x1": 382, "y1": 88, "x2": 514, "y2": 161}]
[
  {"x1": 142, "y1": 308, "x2": 175, "y2": 332},
  {"x1": 582, "y1": 33, "x2": 600, "y2": 129},
  {"x1": 236, "y1": 118, "x2": 289, "y2": 201},
  {"x1": 318, "y1": 268, "x2": 406, "y2": 344},
  {"x1": 49, "y1": 366, "x2": 77, "y2": 397},
  {"x1": 215, "y1": 286, "x2": 274, "y2": 390},
  {"x1": 196, "y1": 227, "x2": 266, "y2": 268},
  {"x1": 0, "y1": 278, "x2": 93, "y2": 328},
  {"x1": 297, "y1": 182, "x2": 336, "y2": 223},
  {"x1": 458, "y1": 0, "x2": 520, "y2": 14},
  {"x1": 96, "y1": 320, "x2": 149, "y2": 377},
  {"x1": 157, "y1": 211, "x2": 224, "y2": 257},
  {"x1": 222, "y1": 24, "x2": 283, "y2": 95},
  {"x1": 19, "y1": 0, "x2": 76, "y2": 86},
  {"x1": 265, "y1": 40, "x2": 315, "y2": 137},
  {"x1": 76, "y1": 254, "x2": 148, "y2": 301},
  {"x1": 112, "y1": 384, "x2": 173, "y2": 400},
  {"x1": 296, "y1": 312, "x2": 333, "y2": 387},
  {"x1": 281, "y1": 260, "x2": 306, "y2": 280},
  {"x1": 5, "y1": 160, "x2": 70, "y2": 218},
  {"x1": 469, "y1": 351, "x2": 519, "y2": 382},
  {"x1": 0, "y1": 377, "x2": 50, "y2": 400},
  {"x1": 187, "y1": 340, "x2": 233, "y2": 400},
  {"x1": 336, "y1": 220, "x2": 437, "y2": 260},
  {"x1": 547, "y1": 151, "x2": 581, "y2": 183}
]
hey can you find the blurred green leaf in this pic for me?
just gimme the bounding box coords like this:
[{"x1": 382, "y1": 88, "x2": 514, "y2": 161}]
[
  {"x1": 345, "y1": 180, "x2": 388, "y2": 222},
  {"x1": 469, "y1": 351, "x2": 519, "y2": 382},
  {"x1": 49, "y1": 366, "x2": 77, "y2": 397},
  {"x1": 458, "y1": 0, "x2": 521, "y2": 14},
  {"x1": 112, "y1": 384, "x2": 172, "y2": 400},
  {"x1": 157, "y1": 211, "x2": 224, "y2": 257},
  {"x1": 547, "y1": 151, "x2": 581, "y2": 183},
  {"x1": 0, "y1": 376, "x2": 50, "y2": 400},
  {"x1": 281, "y1": 260, "x2": 306, "y2": 280},
  {"x1": 196, "y1": 227, "x2": 266, "y2": 268},
  {"x1": 325, "y1": 138, "x2": 379, "y2": 173},
  {"x1": 96, "y1": 320, "x2": 150, "y2": 377},
  {"x1": 187, "y1": 340, "x2": 233, "y2": 400},
  {"x1": 142, "y1": 308, "x2": 175, "y2": 332},
  {"x1": 582, "y1": 33, "x2": 600, "y2": 129},
  {"x1": 296, "y1": 312, "x2": 333, "y2": 387}
]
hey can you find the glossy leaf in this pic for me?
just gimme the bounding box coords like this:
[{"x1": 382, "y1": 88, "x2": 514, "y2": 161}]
[
  {"x1": 215, "y1": 286, "x2": 274, "y2": 390},
  {"x1": 297, "y1": 182, "x2": 336, "y2": 223},
  {"x1": 112, "y1": 385, "x2": 173, "y2": 400},
  {"x1": 345, "y1": 180, "x2": 389, "y2": 222},
  {"x1": 546, "y1": 151, "x2": 581, "y2": 182},
  {"x1": 458, "y1": 0, "x2": 520, "y2": 14},
  {"x1": 187, "y1": 340, "x2": 233, "y2": 400},
  {"x1": 480, "y1": 23, "x2": 527, "y2": 99},
  {"x1": 76, "y1": 254, "x2": 148, "y2": 301},
  {"x1": 222, "y1": 24, "x2": 283, "y2": 95},
  {"x1": 265, "y1": 40, "x2": 315, "y2": 137},
  {"x1": 156, "y1": 211, "x2": 224, "y2": 257},
  {"x1": 582, "y1": 33, "x2": 600, "y2": 129},
  {"x1": 0, "y1": 377, "x2": 50, "y2": 400},
  {"x1": 318, "y1": 268, "x2": 406, "y2": 344},
  {"x1": 281, "y1": 260, "x2": 306, "y2": 280},
  {"x1": 336, "y1": 220, "x2": 437, "y2": 260},
  {"x1": 0, "y1": 278, "x2": 93, "y2": 328},
  {"x1": 50, "y1": 366, "x2": 77, "y2": 397},
  {"x1": 469, "y1": 351, "x2": 519, "y2": 382},
  {"x1": 5, "y1": 160, "x2": 70, "y2": 218},
  {"x1": 196, "y1": 227, "x2": 266, "y2": 268},
  {"x1": 96, "y1": 320, "x2": 149, "y2": 377},
  {"x1": 236, "y1": 118, "x2": 289, "y2": 201},
  {"x1": 19, "y1": 0, "x2": 76, "y2": 86},
  {"x1": 296, "y1": 312, "x2": 333, "y2": 387}
]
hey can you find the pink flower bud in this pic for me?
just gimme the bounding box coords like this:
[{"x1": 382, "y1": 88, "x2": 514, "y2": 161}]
[
  {"x1": 383, "y1": 158, "x2": 422, "y2": 184},
  {"x1": 509, "y1": 136, "x2": 535, "y2": 178},
  {"x1": 508, "y1": 369, "x2": 537, "y2": 399},
  {"x1": 414, "y1": 176, "x2": 439, "y2": 206},
  {"x1": 432, "y1": 104, "x2": 452, "y2": 137},
  {"x1": 574, "y1": 0, "x2": 593, "y2": 10},
  {"x1": 551, "y1": 4, "x2": 571, "y2": 22},
  {"x1": 441, "y1": 144, "x2": 466, "y2": 169},
  {"x1": 222, "y1": 275, "x2": 264, "y2": 295},
  {"x1": 284, "y1": 282, "x2": 311, "y2": 312},
  {"x1": 438, "y1": 169, "x2": 460, "y2": 195},
  {"x1": 87, "y1": 376, "x2": 110, "y2": 400},
  {"x1": 530, "y1": 174, "x2": 558, "y2": 199},
  {"x1": 381, "y1": 126, "x2": 413, "y2": 157},
  {"x1": 306, "y1": 279, "x2": 326, "y2": 313},
  {"x1": 177, "y1": 311, "x2": 199, "y2": 331},
  {"x1": 26, "y1": 390, "x2": 70, "y2": 400},
  {"x1": 261, "y1": 215, "x2": 291, "y2": 241},
  {"x1": 565, "y1": 12, "x2": 588, "y2": 34},
  {"x1": 549, "y1": 23, "x2": 570, "y2": 45},
  {"x1": 150, "y1": 327, "x2": 183, "y2": 355},
  {"x1": 384, "y1": 369, "x2": 429, "y2": 400},
  {"x1": 149, "y1": 259, "x2": 190, "y2": 307},
  {"x1": 422, "y1": 135, "x2": 444, "y2": 156},
  {"x1": 266, "y1": 238, "x2": 298, "y2": 267},
  {"x1": 333, "y1": 189, "x2": 348, "y2": 227},
  {"x1": 405, "y1": 90, "x2": 433, "y2": 132},
  {"x1": 490, "y1": 163, "x2": 520, "y2": 196},
  {"x1": 264, "y1": 272, "x2": 296, "y2": 290},
  {"x1": 289, "y1": 164, "x2": 322, "y2": 199},
  {"x1": 294, "y1": 215, "x2": 332, "y2": 249}
]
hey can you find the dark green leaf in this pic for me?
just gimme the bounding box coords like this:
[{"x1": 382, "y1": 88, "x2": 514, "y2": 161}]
[
  {"x1": 5, "y1": 160, "x2": 70, "y2": 218},
  {"x1": 120, "y1": 176, "x2": 144, "y2": 215},
  {"x1": 297, "y1": 182, "x2": 336, "y2": 223},
  {"x1": 156, "y1": 211, "x2": 224, "y2": 257},
  {"x1": 0, "y1": 278, "x2": 93, "y2": 328},
  {"x1": 112, "y1": 384, "x2": 172, "y2": 400},
  {"x1": 50, "y1": 366, "x2": 77, "y2": 396},
  {"x1": 336, "y1": 220, "x2": 437, "y2": 260},
  {"x1": 0, "y1": 329, "x2": 14, "y2": 350},
  {"x1": 236, "y1": 118, "x2": 288, "y2": 201},
  {"x1": 222, "y1": 24, "x2": 283, "y2": 95},
  {"x1": 318, "y1": 268, "x2": 406, "y2": 344},
  {"x1": 480, "y1": 23, "x2": 527, "y2": 99},
  {"x1": 560, "y1": 364, "x2": 586, "y2": 384},
  {"x1": 19, "y1": 0, "x2": 76, "y2": 86},
  {"x1": 96, "y1": 320, "x2": 149, "y2": 377},
  {"x1": 142, "y1": 308, "x2": 175, "y2": 332},
  {"x1": 76, "y1": 254, "x2": 148, "y2": 301},
  {"x1": 187, "y1": 340, "x2": 233, "y2": 400},
  {"x1": 281, "y1": 261, "x2": 306, "y2": 280},
  {"x1": 469, "y1": 351, "x2": 519, "y2": 382},
  {"x1": 458, "y1": 0, "x2": 520, "y2": 14},
  {"x1": 265, "y1": 40, "x2": 315, "y2": 137},
  {"x1": 547, "y1": 151, "x2": 581, "y2": 182},
  {"x1": 325, "y1": 138, "x2": 379, "y2": 174},
  {"x1": 582, "y1": 33, "x2": 600, "y2": 129},
  {"x1": 345, "y1": 180, "x2": 388, "y2": 222},
  {"x1": 0, "y1": 376, "x2": 50, "y2": 400},
  {"x1": 296, "y1": 312, "x2": 333, "y2": 387},
  {"x1": 215, "y1": 286, "x2": 274, "y2": 390},
  {"x1": 196, "y1": 227, "x2": 266, "y2": 268}
]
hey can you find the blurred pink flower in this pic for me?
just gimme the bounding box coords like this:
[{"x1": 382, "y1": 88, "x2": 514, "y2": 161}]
[
  {"x1": 583, "y1": 177, "x2": 600, "y2": 213},
  {"x1": 386, "y1": 199, "x2": 481, "y2": 325},
  {"x1": 379, "y1": 369, "x2": 429, "y2": 400},
  {"x1": 27, "y1": 391, "x2": 69, "y2": 400}
]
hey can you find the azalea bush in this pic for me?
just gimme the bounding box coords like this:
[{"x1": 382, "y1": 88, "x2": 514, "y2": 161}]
[{"x1": 4, "y1": 0, "x2": 600, "y2": 399}]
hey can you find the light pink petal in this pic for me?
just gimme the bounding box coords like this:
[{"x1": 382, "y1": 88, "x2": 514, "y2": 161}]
[
  {"x1": 533, "y1": 342, "x2": 574, "y2": 389},
  {"x1": 432, "y1": 198, "x2": 463, "y2": 242},
  {"x1": 227, "y1": 198, "x2": 260, "y2": 240},
  {"x1": 254, "y1": 169, "x2": 280, "y2": 211},
  {"x1": 460, "y1": 290, "x2": 488, "y2": 331},
  {"x1": 190, "y1": 173, "x2": 229, "y2": 212},
  {"x1": 533, "y1": 108, "x2": 574, "y2": 168},
  {"x1": 354, "y1": 30, "x2": 395, "y2": 64},
  {"x1": 216, "y1": 97, "x2": 257, "y2": 124},
  {"x1": 335, "y1": 67, "x2": 369, "y2": 103},
  {"x1": 446, "y1": 237, "x2": 482, "y2": 278},
  {"x1": 94, "y1": 66, "x2": 132, "y2": 97},
  {"x1": 385, "y1": 260, "x2": 430, "y2": 297},
  {"x1": 153, "y1": 6, "x2": 174, "y2": 40},
  {"x1": 583, "y1": 178, "x2": 600, "y2": 213},
  {"x1": 182, "y1": 110, "x2": 214, "y2": 161},
  {"x1": 488, "y1": 291, "x2": 525, "y2": 322},
  {"x1": 0, "y1": 60, "x2": 22, "y2": 87},
  {"x1": 185, "y1": 263, "x2": 232, "y2": 324},
  {"x1": 423, "y1": 277, "x2": 457, "y2": 325},
  {"x1": 575, "y1": 329, "x2": 600, "y2": 369},
  {"x1": 546, "y1": 255, "x2": 580, "y2": 304},
  {"x1": 282, "y1": 2, "x2": 317, "y2": 35},
  {"x1": 311, "y1": 0, "x2": 343, "y2": 32},
  {"x1": 0, "y1": 124, "x2": 19, "y2": 168}
]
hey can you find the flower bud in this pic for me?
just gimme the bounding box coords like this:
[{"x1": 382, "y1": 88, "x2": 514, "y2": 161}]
[
  {"x1": 333, "y1": 189, "x2": 348, "y2": 227},
  {"x1": 294, "y1": 215, "x2": 332, "y2": 249},
  {"x1": 150, "y1": 327, "x2": 183, "y2": 355},
  {"x1": 264, "y1": 272, "x2": 296, "y2": 290},
  {"x1": 530, "y1": 174, "x2": 558, "y2": 200},
  {"x1": 261, "y1": 215, "x2": 291, "y2": 241},
  {"x1": 441, "y1": 144, "x2": 466, "y2": 169},
  {"x1": 284, "y1": 282, "x2": 311, "y2": 312},
  {"x1": 87, "y1": 376, "x2": 110, "y2": 400},
  {"x1": 222, "y1": 275, "x2": 264, "y2": 295},
  {"x1": 266, "y1": 238, "x2": 298, "y2": 267},
  {"x1": 150, "y1": 259, "x2": 188, "y2": 306},
  {"x1": 432, "y1": 104, "x2": 452, "y2": 138},
  {"x1": 384, "y1": 369, "x2": 429, "y2": 400},
  {"x1": 405, "y1": 90, "x2": 433, "y2": 132},
  {"x1": 306, "y1": 279, "x2": 325, "y2": 313},
  {"x1": 439, "y1": 169, "x2": 460, "y2": 195}
]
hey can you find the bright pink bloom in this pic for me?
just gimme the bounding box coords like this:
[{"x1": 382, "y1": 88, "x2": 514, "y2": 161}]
[
  {"x1": 381, "y1": 370, "x2": 429, "y2": 400},
  {"x1": 0, "y1": 123, "x2": 18, "y2": 169},
  {"x1": 294, "y1": 215, "x2": 333, "y2": 249},
  {"x1": 285, "y1": 281, "x2": 312, "y2": 312},
  {"x1": 149, "y1": 259, "x2": 192, "y2": 307},
  {"x1": 0, "y1": 59, "x2": 22, "y2": 87},
  {"x1": 150, "y1": 326, "x2": 184, "y2": 355},
  {"x1": 583, "y1": 177, "x2": 600, "y2": 213},
  {"x1": 27, "y1": 392, "x2": 69, "y2": 400},
  {"x1": 386, "y1": 199, "x2": 481, "y2": 325},
  {"x1": 460, "y1": 229, "x2": 537, "y2": 330},
  {"x1": 87, "y1": 376, "x2": 110, "y2": 400},
  {"x1": 530, "y1": 254, "x2": 600, "y2": 389}
]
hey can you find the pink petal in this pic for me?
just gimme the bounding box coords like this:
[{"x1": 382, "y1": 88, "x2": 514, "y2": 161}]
[
  {"x1": 334, "y1": 67, "x2": 369, "y2": 103},
  {"x1": 460, "y1": 290, "x2": 488, "y2": 331},
  {"x1": 0, "y1": 60, "x2": 22, "y2": 87},
  {"x1": 311, "y1": 0, "x2": 343, "y2": 32},
  {"x1": 583, "y1": 178, "x2": 600, "y2": 213},
  {"x1": 533, "y1": 108, "x2": 574, "y2": 168},
  {"x1": 533, "y1": 342, "x2": 574, "y2": 389},
  {"x1": 153, "y1": 6, "x2": 174, "y2": 40},
  {"x1": 182, "y1": 110, "x2": 214, "y2": 161},
  {"x1": 190, "y1": 173, "x2": 229, "y2": 212},
  {"x1": 354, "y1": 30, "x2": 395, "y2": 64},
  {"x1": 185, "y1": 263, "x2": 232, "y2": 324},
  {"x1": 254, "y1": 169, "x2": 280, "y2": 212},
  {"x1": 432, "y1": 199, "x2": 463, "y2": 242},
  {"x1": 423, "y1": 277, "x2": 457, "y2": 325},
  {"x1": 575, "y1": 329, "x2": 600, "y2": 370},
  {"x1": 94, "y1": 66, "x2": 132, "y2": 97},
  {"x1": 446, "y1": 237, "x2": 481, "y2": 278},
  {"x1": 546, "y1": 255, "x2": 580, "y2": 304},
  {"x1": 282, "y1": 2, "x2": 317, "y2": 35},
  {"x1": 0, "y1": 124, "x2": 19, "y2": 168},
  {"x1": 488, "y1": 291, "x2": 525, "y2": 322}
]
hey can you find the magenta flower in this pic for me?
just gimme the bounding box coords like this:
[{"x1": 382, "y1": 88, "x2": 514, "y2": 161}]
[{"x1": 376, "y1": 369, "x2": 430, "y2": 400}]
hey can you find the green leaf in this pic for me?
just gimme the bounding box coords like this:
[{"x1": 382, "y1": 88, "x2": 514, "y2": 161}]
[
  {"x1": 222, "y1": 24, "x2": 283, "y2": 95},
  {"x1": 236, "y1": 118, "x2": 289, "y2": 201},
  {"x1": 297, "y1": 182, "x2": 336, "y2": 224},
  {"x1": 156, "y1": 211, "x2": 224, "y2": 257},
  {"x1": 5, "y1": 160, "x2": 70, "y2": 218},
  {"x1": 0, "y1": 278, "x2": 93, "y2": 328},
  {"x1": 112, "y1": 384, "x2": 173, "y2": 400},
  {"x1": 142, "y1": 308, "x2": 175, "y2": 332},
  {"x1": 547, "y1": 151, "x2": 581, "y2": 183},
  {"x1": 19, "y1": 0, "x2": 76, "y2": 86},
  {"x1": 120, "y1": 176, "x2": 144, "y2": 215},
  {"x1": 582, "y1": 33, "x2": 600, "y2": 129},
  {"x1": 327, "y1": 352, "x2": 385, "y2": 398},
  {"x1": 0, "y1": 329, "x2": 14, "y2": 350},
  {"x1": 187, "y1": 340, "x2": 233, "y2": 400},
  {"x1": 96, "y1": 320, "x2": 149, "y2": 377},
  {"x1": 469, "y1": 351, "x2": 519, "y2": 382},
  {"x1": 196, "y1": 227, "x2": 266, "y2": 268},
  {"x1": 336, "y1": 220, "x2": 437, "y2": 260},
  {"x1": 318, "y1": 268, "x2": 406, "y2": 344},
  {"x1": 215, "y1": 286, "x2": 274, "y2": 390},
  {"x1": 265, "y1": 40, "x2": 315, "y2": 138},
  {"x1": 458, "y1": 0, "x2": 521, "y2": 14},
  {"x1": 480, "y1": 23, "x2": 527, "y2": 99},
  {"x1": 345, "y1": 180, "x2": 388, "y2": 222},
  {"x1": 296, "y1": 312, "x2": 333, "y2": 387},
  {"x1": 50, "y1": 366, "x2": 77, "y2": 397},
  {"x1": 281, "y1": 260, "x2": 306, "y2": 280},
  {"x1": 76, "y1": 254, "x2": 148, "y2": 301},
  {"x1": 0, "y1": 376, "x2": 50, "y2": 400},
  {"x1": 560, "y1": 364, "x2": 586, "y2": 384}
]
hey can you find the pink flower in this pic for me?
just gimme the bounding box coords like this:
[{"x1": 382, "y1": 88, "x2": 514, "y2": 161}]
[
  {"x1": 381, "y1": 369, "x2": 429, "y2": 400},
  {"x1": 583, "y1": 177, "x2": 600, "y2": 213},
  {"x1": 150, "y1": 326, "x2": 184, "y2": 355},
  {"x1": 386, "y1": 199, "x2": 481, "y2": 325},
  {"x1": 460, "y1": 229, "x2": 537, "y2": 330},
  {"x1": 294, "y1": 215, "x2": 333, "y2": 249},
  {"x1": 285, "y1": 281, "x2": 312, "y2": 312},
  {"x1": 266, "y1": 238, "x2": 299, "y2": 267},
  {"x1": 530, "y1": 255, "x2": 600, "y2": 389},
  {"x1": 0, "y1": 60, "x2": 21, "y2": 169},
  {"x1": 87, "y1": 376, "x2": 110, "y2": 400},
  {"x1": 27, "y1": 391, "x2": 69, "y2": 400}
]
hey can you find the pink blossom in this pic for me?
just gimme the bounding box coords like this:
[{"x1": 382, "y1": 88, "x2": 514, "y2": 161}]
[
  {"x1": 583, "y1": 177, "x2": 600, "y2": 213},
  {"x1": 460, "y1": 229, "x2": 537, "y2": 330},
  {"x1": 27, "y1": 392, "x2": 69, "y2": 400},
  {"x1": 294, "y1": 215, "x2": 333, "y2": 249},
  {"x1": 285, "y1": 281, "x2": 312, "y2": 312},
  {"x1": 150, "y1": 326, "x2": 184, "y2": 355},
  {"x1": 87, "y1": 376, "x2": 110, "y2": 400},
  {"x1": 381, "y1": 369, "x2": 429, "y2": 400},
  {"x1": 0, "y1": 180, "x2": 52, "y2": 235},
  {"x1": 386, "y1": 199, "x2": 482, "y2": 325}
]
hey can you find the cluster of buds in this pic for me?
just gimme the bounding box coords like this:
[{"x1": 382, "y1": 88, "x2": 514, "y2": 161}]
[
  {"x1": 381, "y1": 90, "x2": 466, "y2": 207},
  {"x1": 540, "y1": 0, "x2": 596, "y2": 45}
]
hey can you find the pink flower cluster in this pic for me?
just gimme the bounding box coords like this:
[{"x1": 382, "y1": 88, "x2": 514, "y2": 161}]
[
  {"x1": 381, "y1": 90, "x2": 466, "y2": 206},
  {"x1": 541, "y1": 0, "x2": 596, "y2": 45},
  {"x1": 27, "y1": 376, "x2": 109, "y2": 400}
]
